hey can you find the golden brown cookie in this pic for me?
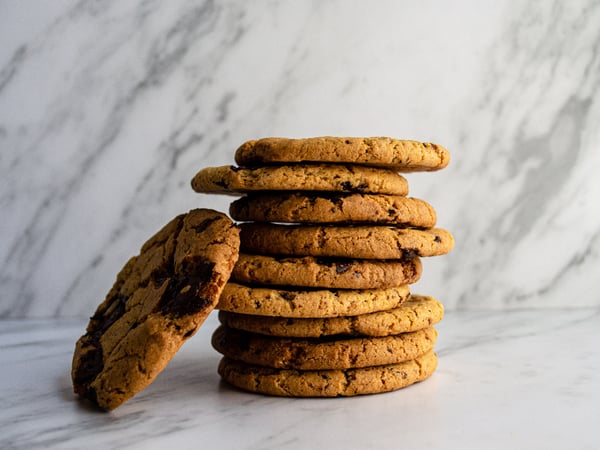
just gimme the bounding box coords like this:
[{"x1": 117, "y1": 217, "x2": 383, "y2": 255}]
[
  {"x1": 230, "y1": 193, "x2": 436, "y2": 227},
  {"x1": 217, "y1": 350, "x2": 438, "y2": 397},
  {"x1": 231, "y1": 253, "x2": 421, "y2": 289},
  {"x1": 216, "y1": 283, "x2": 410, "y2": 318},
  {"x1": 218, "y1": 295, "x2": 443, "y2": 338},
  {"x1": 234, "y1": 137, "x2": 450, "y2": 171},
  {"x1": 71, "y1": 209, "x2": 240, "y2": 410},
  {"x1": 191, "y1": 164, "x2": 409, "y2": 195},
  {"x1": 240, "y1": 223, "x2": 454, "y2": 259},
  {"x1": 212, "y1": 325, "x2": 437, "y2": 370}
]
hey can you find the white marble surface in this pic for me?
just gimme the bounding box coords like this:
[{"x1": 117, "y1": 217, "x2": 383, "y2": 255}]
[
  {"x1": 2, "y1": 1, "x2": 600, "y2": 317},
  {"x1": 1, "y1": 310, "x2": 599, "y2": 449}
]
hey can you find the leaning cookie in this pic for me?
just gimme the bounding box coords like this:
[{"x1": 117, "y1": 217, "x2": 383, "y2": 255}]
[
  {"x1": 71, "y1": 209, "x2": 240, "y2": 411},
  {"x1": 191, "y1": 164, "x2": 409, "y2": 195},
  {"x1": 218, "y1": 295, "x2": 443, "y2": 338},
  {"x1": 217, "y1": 283, "x2": 410, "y2": 318},
  {"x1": 212, "y1": 325, "x2": 437, "y2": 370},
  {"x1": 230, "y1": 193, "x2": 436, "y2": 227},
  {"x1": 231, "y1": 253, "x2": 421, "y2": 289},
  {"x1": 234, "y1": 137, "x2": 450, "y2": 171},
  {"x1": 240, "y1": 223, "x2": 454, "y2": 259},
  {"x1": 218, "y1": 350, "x2": 438, "y2": 397}
]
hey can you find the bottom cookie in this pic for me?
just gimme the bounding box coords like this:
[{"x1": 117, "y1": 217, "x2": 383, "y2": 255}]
[{"x1": 217, "y1": 350, "x2": 437, "y2": 397}]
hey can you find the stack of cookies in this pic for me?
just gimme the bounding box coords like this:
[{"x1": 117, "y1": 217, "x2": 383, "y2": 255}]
[{"x1": 192, "y1": 137, "x2": 454, "y2": 397}]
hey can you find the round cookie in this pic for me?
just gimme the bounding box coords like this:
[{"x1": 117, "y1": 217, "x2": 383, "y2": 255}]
[
  {"x1": 212, "y1": 325, "x2": 437, "y2": 370},
  {"x1": 234, "y1": 137, "x2": 450, "y2": 172},
  {"x1": 230, "y1": 193, "x2": 436, "y2": 227},
  {"x1": 71, "y1": 209, "x2": 240, "y2": 411},
  {"x1": 218, "y1": 350, "x2": 438, "y2": 397},
  {"x1": 240, "y1": 223, "x2": 454, "y2": 260},
  {"x1": 218, "y1": 295, "x2": 443, "y2": 338},
  {"x1": 216, "y1": 283, "x2": 410, "y2": 318},
  {"x1": 191, "y1": 164, "x2": 409, "y2": 195},
  {"x1": 231, "y1": 253, "x2": 421, "y2": 289}
]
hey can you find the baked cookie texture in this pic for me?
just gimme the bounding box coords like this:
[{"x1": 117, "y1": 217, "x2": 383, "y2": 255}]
[
  {"x1": 212, "y1": 325, "x2": 437, "y2": 370},
  {"x1": 217, "y1": 350, "x2": 438, "y2": 397},
  {"x1": 234, "y1": 137, "x2": 450, "y2": 171},
  {"x1": 191, "y1": 164, "x2": 409, "y2": 195},
  {"x1": 218, "y1": 295, "x2": 443, "y2": 338},
  {"x1": 240, "y1": 223, "x2": 454, "y2": 259},
  {"x1": 231, "y1": 253, "x2": 422, "y2": 289},
  {"x1": 217, "y1": 283, "x2": 411, "y2": 318},
  {"x1": 230, "y1": 193, "x2": 436, "y2": 227},
  {"x1": 71, "y1": 209, "x2": 239, "y2": 410}
]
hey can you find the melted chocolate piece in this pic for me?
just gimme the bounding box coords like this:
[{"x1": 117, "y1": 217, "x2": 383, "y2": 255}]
[
  {"x1": 159, "y1": 262, "x2": 216, "y2": 318},
  {"x1": 193, "y1": 217, "x2": 220, "y2": 234},
  {"x1": 72, "y1": 333, "x2": 104, "y2": 387},
  {"x1": 73, "y1": 292, "x2": 129, "y2": 394},
  {"x1": 280, "y1": 291, "x2": 296, "y2": 301},
  {"x1": 402, "y1": 249, "x2": 420, "y2": 261},
  {"x1": 335, "y1": 263, "x2": 351, "y2": 274}
]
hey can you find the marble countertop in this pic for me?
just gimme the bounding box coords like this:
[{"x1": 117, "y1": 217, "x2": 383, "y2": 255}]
[{"x1": 2, "y1": 309, "x2": 598, "y2": 449}]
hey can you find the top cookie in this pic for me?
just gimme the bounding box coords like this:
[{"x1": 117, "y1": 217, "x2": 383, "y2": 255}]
[
  {"x1": 71, "y1": 209, "x2": 240, "y2": 410},
  {"x1": 234, "y1": 137, "x2": 450, "y2": 171}
]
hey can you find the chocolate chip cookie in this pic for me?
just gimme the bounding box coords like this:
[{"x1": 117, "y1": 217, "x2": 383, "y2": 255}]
[
  {"x1": 234, "y1": 137, "x2": 450, "y2": 171},
  {"x1": 217, "y1": 283, "x2": 410, "y2": 318},
  {"x1": 191, "y1": 164, "x2": 409, "y2": 195},
  {"x1": 71, "y1": 209, "x2": 240, "y2": 410},
  {"x1": 212, "y1": 325, "x2": 437, "y2": 370},
  {"x1": 218, "y1": 295, "x2": 443, "y2": 338},
  {"x1": 230, "y1": 193, "x2": 436, "y2": 227},
  {"x1": 217, "y1": 350, "x2": 438, "y2": 397},
  {"x1": 240, "y1": 223, "x2": 454, "y2": 259},
  {"x1": 231, "y1": 253, "x2": 421, "y2": 289}
]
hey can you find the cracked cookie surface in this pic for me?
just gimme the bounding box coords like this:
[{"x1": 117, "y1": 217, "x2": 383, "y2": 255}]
[
  {"x1": 217, "y1": 350, "x2": 438, "y2": 396},
  {"x1": 234, "y1": 137, "x2": 450, "y2": 171},
  {"x1": 230, "y1": 193, "x2": 436, "y2": 227},
  {"x1": 71, "y1": 209, "x2": 240, "y2": 410},
  {"x1": 191, "y1": 164, "x2": 409, "y2": 195},
  {"x1": 240, "y1": 223, "x2": 454, "y2": 259},
  {"x1": 218, "y1": 295, "x2": 443, "y2": 338},
  {"x1": 217, "y1": 283, "x2": 410, "y2": 318},
  {"x1": 231, "y1": 253, "x2": 421, "y2": 289},
  {"x1": 212, "y1": 325, "x2": 437, "y2": 370}
]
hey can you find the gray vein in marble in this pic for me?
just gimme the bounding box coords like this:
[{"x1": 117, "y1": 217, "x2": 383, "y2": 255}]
[
  {"x1": 448, "y1": 0, "x2": 600, "y2": 309},
  {"x1": 0, "y1": 45, "x2": 27, "y2": 93},
  {"x1": 1, "y1": 0, "x2": 228, "y2": 317}
]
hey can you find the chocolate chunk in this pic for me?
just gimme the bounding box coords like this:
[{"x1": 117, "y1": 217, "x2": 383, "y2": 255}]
[
  {"x1": 402, "y1": 249, "x2": 420, "y2": 261},
  {"x1": 335, "y1": 263, "x2": 351, "y2": 274},
  {"x1": 280, "y1": 291, "x2": 296, "y2": 301},
  {"x1": 159, "y1": 262, "x2": 216, "y2": 318},
  {"x1": 193, "y1": 217, "x2": 220, "y2": 234},
  {"x1": 72, "y1": 333, "x2": 104, "y2": 387}
]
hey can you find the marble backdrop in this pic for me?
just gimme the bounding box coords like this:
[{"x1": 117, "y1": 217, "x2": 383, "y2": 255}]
[{"x1": 1, "y1": 0, "x2": 599, "y2": 317}]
